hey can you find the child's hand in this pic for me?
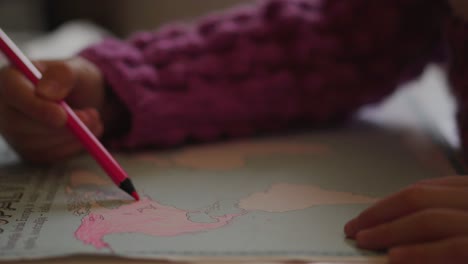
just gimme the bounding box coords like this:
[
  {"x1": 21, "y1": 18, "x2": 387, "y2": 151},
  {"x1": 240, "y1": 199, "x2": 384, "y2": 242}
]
[
  {"x1": 345, "y1": 176, "x2": 468, "y2": 264},
  {"x1": 0, "y1": 57, "x2": 108, "y2": 163}
]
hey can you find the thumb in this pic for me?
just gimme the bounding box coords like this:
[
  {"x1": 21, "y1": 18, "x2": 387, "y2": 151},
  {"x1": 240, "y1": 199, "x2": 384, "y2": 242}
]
[
  {"x1": 35, "y1": 60, "x2": 76, "y2": 102},
  {"x1": 75, "y1": 108, "x2": 105, "y2": 138}
]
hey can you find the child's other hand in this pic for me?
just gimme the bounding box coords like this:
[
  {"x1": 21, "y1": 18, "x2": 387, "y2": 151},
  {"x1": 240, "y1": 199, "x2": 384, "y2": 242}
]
[
  {"x1": 0, "y1": 57, "x2": 107, "y2": 163},
  {"x1": 345, "y1": 176, "x2": 468, "y2": 264}
]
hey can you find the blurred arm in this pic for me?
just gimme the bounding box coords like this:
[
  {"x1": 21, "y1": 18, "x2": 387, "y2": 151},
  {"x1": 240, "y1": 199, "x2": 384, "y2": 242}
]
[{"x1": 79, "y1": 0, "x2": 448, "y2": 149}]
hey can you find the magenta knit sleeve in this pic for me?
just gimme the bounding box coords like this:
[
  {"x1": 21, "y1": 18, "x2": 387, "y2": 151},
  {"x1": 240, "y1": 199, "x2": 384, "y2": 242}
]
[{"x1": 79, "y1": 0, "x2": 448, "y2": 149}]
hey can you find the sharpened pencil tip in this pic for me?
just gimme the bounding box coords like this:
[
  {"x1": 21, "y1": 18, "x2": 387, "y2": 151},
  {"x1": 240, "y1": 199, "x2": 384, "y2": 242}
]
[
  {"x1": 131, "y1": 191, "x2": 140, "y2": 201},
  {"x1": 119, "y1": 178, "x2": 139, "y2": 201}
]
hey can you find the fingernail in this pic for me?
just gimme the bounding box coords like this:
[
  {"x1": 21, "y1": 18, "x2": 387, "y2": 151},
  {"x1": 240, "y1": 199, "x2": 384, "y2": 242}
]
[
  {"x1": 414, "y1": 179, "x2": 429, "y2": 185},
  {"x1": 59, "y1": 108, "x2": 67, "y2": 125},
  {"x1": 356, "y1": 230, "x2": 372, "y2": 248},
  {"x1": 96, "y1": 123, "x2": 104, "y2": 137},
  {"x1": 344, "y1": 218, "x2": 357, "y2": 238},
  {"x1": 40, "y1": 82, "x2": 60, "y2": 97},
  {"x1": 388, "y1": 248, "x2": 405, "y2": 264},
  {"x1": 78, "y1": 112, "x2": 89, "y2": 123},
  {"x1": 34, "y1": 61, "x2": 47, "y2": 72},
  {"x1": 48, "y1": 82, "x2": 60, "y2": 94},
  {"x1": 44, "y1": 106, "x2": 67, "y2": 128},
  {"x1": 89, "y1": 109, "x2": 99, "y2": 120}
]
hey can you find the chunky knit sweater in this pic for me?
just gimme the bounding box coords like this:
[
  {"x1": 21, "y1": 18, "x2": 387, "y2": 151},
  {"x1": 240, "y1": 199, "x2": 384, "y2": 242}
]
[{"x1": 80, "y1": 0, "x2": 453, "y2": 149}]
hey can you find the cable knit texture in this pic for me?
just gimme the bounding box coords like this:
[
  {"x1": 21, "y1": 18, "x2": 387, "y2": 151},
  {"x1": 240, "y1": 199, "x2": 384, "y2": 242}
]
[{"x1": 79, "y1": 0, "x2": 448, "y2": 149}]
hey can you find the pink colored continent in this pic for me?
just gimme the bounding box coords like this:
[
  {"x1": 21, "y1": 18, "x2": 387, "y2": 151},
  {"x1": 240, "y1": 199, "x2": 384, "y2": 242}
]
[
  {"x1": 75, "y1": 197, "x2": 241, "y2": 249},
  {"x1": 239, "y1": 183, "x2": 378, "y2": 212}
]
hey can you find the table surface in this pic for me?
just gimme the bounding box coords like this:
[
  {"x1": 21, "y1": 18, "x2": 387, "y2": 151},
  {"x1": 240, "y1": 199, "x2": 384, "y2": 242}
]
[{"x1": 0, "y1": 64, "x2": 457, "y2": 264}]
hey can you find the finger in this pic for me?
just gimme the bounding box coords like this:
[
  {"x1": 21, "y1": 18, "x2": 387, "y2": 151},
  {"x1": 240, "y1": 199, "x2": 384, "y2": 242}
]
[
  {"x1": 17, "y1": 110, "x2": 104, "y2": 164},
  {"x1": 62, "y1": 58, "x2": 106, "y2": 109},
  {"x1": 345, "y1": 185, "x2": 468, "y2": 238},
  {"x1": 35, "y1": 61, "x2": 76, "y2": 101},
  {"x1": 0, "y1": 67, "x2": 67, "y2": 127},
  {"x1": 388, "y1": 237, "x2": 468, "y2": 264},
  {"x1": 0, "y1": 105, "x2": 68, "y2": 136},
  {"x1": 15, "y1": 109, "x2": 104, "y2": 150},
  {"x1": 415, "y1": 176, "x2": 468, "y2": 187},
  {"x1": 20, "y1": 139, "x2": 85, "y2": 164},
  {"x1": 3, "y1": 108, "x2": 103, "y2": 165},
  {"x1": 14, "y1": 132, "x2": 77, "y2": 154},
  {"x1": 76, "y1": 108, "x2": 104, "y2": 138},
  {"x1": 355, "y1": 209, "x2": 468, "y2": 249},
  {"x1": 0, "y1": 107, "x2": 103, "y2": 138},
  {"x1": 32, "y1": 113, "x2": 104, "y2": 163}
]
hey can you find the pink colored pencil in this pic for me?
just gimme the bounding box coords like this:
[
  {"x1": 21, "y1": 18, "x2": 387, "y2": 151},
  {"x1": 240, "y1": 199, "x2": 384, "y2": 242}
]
[{"x1": 0, "y1": 28, "x2": 139, "y2": 201}]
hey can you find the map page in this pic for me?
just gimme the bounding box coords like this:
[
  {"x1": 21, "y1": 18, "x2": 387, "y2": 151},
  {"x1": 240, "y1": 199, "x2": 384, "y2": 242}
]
[{"x1": 0, "y1": 124, "x2": 455, "y2": 262}]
